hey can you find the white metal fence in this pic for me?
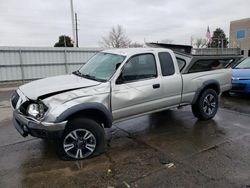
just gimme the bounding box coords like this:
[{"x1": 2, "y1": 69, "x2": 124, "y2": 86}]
[{"x1": 0, "y1": 47, "x2": 101, "y2": 83}]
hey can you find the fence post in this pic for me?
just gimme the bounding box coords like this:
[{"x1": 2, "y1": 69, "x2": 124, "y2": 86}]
[
  {"x1": 19, "y1": 49, "x2": 25, "y2": 83},
  {"x1": 64, "y1": 49, "x2": 69, "y2": 74}
]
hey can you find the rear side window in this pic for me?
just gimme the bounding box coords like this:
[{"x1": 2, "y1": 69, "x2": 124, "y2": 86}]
[
  {"x1": 189, "y1": 59, "x2": 231, "y2": 73},
  {"x1": 158, "y1": 52, "x2": 175, "y2": 76},
  {"x1": 218, "y1": 59, "x2": 234, "y2": 67}
]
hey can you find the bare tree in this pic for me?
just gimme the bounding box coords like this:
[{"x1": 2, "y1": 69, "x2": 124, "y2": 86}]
[
  {"x1": 195, "y1": 38, "x2": 207, "y2": 48},
  {"x1": 100, "y1": 25, "x2": 131, "y2": 48},
  {"x1": 129, "y1": 42, "x2": 143, "y2": 48}
]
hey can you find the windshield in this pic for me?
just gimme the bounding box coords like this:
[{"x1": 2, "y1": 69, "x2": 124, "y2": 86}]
[
  {"x1": 235, "y1": 58, "x2": 250, "y2": 69},
  {"x1": 74, "y1": 52, "x2": 126, "y2": 82}
]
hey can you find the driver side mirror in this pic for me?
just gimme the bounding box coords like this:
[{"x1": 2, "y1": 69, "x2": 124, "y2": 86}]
[
  {"x1": 116, "y1": 63, "x2": 121, "y2": 70},
  {"x1": 116, "y1": 73, "x2": 124, "y2": 84}
]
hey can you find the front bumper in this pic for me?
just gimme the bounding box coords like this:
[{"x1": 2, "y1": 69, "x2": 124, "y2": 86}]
[{"x1": 13, "y1": 110, "x2": 67, "y2": 139}]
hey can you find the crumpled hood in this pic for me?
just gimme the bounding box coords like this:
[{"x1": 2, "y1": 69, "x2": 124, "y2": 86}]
[
  {"x1": 232, "y1": 69, "x2": 250, "y2": 78},
  {"x1": 19, "y1": 74, "x2": 101, "y2": 100}
]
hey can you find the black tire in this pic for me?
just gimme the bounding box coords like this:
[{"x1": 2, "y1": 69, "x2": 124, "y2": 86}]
[
  {"x1": 192, "y1": 89, "x2": 218, "y2": 120},
  {"x1": 57, "y1": 118, "x2": 106, "y2": 160}
]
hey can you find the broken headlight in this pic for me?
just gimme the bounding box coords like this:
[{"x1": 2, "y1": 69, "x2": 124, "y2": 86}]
[{"x1": 27, "y1": 102, "x2": 47, "y2": 119}]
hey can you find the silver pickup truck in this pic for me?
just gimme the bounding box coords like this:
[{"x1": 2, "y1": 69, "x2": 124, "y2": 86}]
[{"x1": 11, "y1": 48, "x2": 232, "y2": 160}]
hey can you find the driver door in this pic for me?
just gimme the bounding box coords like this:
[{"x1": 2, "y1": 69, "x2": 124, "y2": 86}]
[{"x1": 111, "y1": 53, "x2": 163, "y2": 121}]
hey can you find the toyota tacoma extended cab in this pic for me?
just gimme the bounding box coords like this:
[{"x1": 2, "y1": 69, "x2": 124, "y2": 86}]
[{"x1": 11, "y1": 48, "x2": 232, "y2": 160}]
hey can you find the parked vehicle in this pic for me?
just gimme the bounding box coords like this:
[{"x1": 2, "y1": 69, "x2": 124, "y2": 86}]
[
  {"x1": 11, "y1": 48, "x2": 232, "y2": 160},
  {"x1": 231, "y1": 57, "x2": 250, "y2": 94}
]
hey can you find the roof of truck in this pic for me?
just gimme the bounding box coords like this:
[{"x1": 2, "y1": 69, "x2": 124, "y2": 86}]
[{"x1": 102, "y1": 48, "x2": 173, "y2": 56}]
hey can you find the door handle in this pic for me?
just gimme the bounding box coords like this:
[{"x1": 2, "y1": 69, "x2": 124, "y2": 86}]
[{"x1": 153, "y1": 84, "x2": 160, "y2": 89}]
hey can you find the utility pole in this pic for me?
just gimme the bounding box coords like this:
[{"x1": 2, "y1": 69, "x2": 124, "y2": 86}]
[
  {"x1": 63, "y1": 35, "x2": 66, "y2": 47},
  {"x1": 70, "y1": 0, "x2": 76, "y2": 47},
  {"x1": 75, "y1": 13, "x2": 79, "y2": 47}
]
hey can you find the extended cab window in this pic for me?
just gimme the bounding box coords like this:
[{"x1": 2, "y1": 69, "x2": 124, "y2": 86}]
[
  {"x1": 158, "y1": 52, "x2": 175, "y2": 76},
  {"x1": 120, "y1": 54, "x2": 157, "y2": 82},
  {"x1": 176, "y1": 58, "x2": 186, "y2": 71}
]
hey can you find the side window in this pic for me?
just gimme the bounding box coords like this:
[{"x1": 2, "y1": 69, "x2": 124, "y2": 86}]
[
  {"x1": 176, "y1": 58, "x2": 186, "y2": 71},
  {"x1": 158, "y1": 52, "x2": 175, "y2": 76},
  {"x1": 120, "y1": 54, "x2": 157, "y2": 82},
  {"x1": 218, "y1": 59, "x2": 234, "y2": 68},
  {"x1": 189, "y1": 59, "x2": 231, "y2": 73}
]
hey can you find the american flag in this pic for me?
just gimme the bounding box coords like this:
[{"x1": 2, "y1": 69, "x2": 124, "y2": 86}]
[{"x1": 206, "y1": 26, "x2": 212, "y2": 43}]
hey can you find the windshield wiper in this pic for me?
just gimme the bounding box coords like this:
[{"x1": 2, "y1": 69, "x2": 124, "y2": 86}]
[
  {"x1": 72, "y1": 70, "x2": 84, "y2": 77},
  {"x1": 81, "y1": 73, "x2": 106, "y2": 82},
  {"x1": 73, "y1": 71, "x2": 107, "y2": 82}
]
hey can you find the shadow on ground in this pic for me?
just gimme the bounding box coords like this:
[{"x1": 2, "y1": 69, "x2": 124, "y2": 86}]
[{"x1": 220, "y1": 92, "x2": 250, "y2": 114}]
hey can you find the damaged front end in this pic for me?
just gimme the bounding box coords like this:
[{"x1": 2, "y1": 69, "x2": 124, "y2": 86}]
[
  {"x1": 11, "y1": 81, "x2": 112, "y2": 139},
  {"x1": 11, "y1": 89, "x2": 67, "y2": 138}
]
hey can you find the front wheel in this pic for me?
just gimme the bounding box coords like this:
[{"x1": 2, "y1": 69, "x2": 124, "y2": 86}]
[
  {"x1": 192, "y1": 89, "x2": 219, "y2": 120},
  {"x1": 58, "y1": 118, "x2": 106, "y2": 160}
]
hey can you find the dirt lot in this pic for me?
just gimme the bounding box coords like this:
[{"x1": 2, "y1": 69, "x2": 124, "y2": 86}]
[{"x1": 0, "y1": 88, "x2": 250, "y2": 188}]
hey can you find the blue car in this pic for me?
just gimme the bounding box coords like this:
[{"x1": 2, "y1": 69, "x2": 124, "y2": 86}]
[{"x1": 231, "y1": 57, "x2": 250, "y2": 94}]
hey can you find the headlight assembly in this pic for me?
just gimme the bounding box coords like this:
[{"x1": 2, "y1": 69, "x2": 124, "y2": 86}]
[{"x1": 27, "y1": 102, "x2": 47, "y2": 119}]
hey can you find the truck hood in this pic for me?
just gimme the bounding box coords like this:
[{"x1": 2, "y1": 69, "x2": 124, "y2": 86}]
[
  {"x1": 232, "y1": 68, "x2": 250, "y2": 78},
  {"x1": 19, "y1": 74, "x2": 101, "y2": 100}
]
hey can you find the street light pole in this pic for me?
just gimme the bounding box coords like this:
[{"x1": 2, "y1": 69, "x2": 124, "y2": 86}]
[
  {"x1": 75, "y1": 13, "x2": 79, "y2": 47},
  {"x1": 70, "y1": 0, "x2": 76, "y2": 47}
]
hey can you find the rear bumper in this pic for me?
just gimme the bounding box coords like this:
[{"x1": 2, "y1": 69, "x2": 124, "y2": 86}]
[{"x1": 13, "y1": 111, "x2": 67, "y2": 139}]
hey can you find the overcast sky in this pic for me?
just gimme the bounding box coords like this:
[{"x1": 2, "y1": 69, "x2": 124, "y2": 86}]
[{"x1": 0, "y1": 0, "x2": 249, "y2": 47}]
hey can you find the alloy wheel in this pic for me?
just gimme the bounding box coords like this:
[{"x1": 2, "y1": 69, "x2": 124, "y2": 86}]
[
  {"x1": 203, "y1": 94, "x2": 216, "y2": 116},
  {"x1": 63, "y1": 129, "x2": 96, "y2": 159}
]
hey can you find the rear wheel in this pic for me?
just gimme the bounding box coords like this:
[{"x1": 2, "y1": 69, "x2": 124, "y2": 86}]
[
  {"x1": 192, "y1": 89, "x2": 218, "y2": 120},
  {"x1": 58, "y1": 118, "x2": 105, "y2": 160}
]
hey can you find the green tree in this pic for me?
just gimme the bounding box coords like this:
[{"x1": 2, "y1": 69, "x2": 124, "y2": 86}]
[
  {"x1": 210, "y1": 28, "x2": 228, "y2": 48},
  {"x1": 54, "y1": 35, "x2": 74, "y2": 47}
]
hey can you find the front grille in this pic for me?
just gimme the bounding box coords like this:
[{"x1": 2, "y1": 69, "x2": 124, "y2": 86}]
[
  {"x1": 11, "y1": 91, "x2": 20, "y2": 109},
  {"x1": 232, "y1": 83, "x2": 246, "y2": 91}
]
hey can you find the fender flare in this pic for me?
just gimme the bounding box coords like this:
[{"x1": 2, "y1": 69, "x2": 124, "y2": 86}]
[
  {"x1": 55, "y1": 102, "x2": 113, "y2": 128},
  {"x1": 191, "y1": 80, "x2": 220, "y2": 105}
]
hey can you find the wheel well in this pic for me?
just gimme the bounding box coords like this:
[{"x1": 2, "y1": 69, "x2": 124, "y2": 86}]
[
  {"x1": 66, "y1": 109, "x2": 111, "y2": 128},
  {"x1": 192, "y1": 83, "x2": 220, "y2": 104},
  {"x1": 202, "y1": 83, "x2": 220, "y2": 95}
]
